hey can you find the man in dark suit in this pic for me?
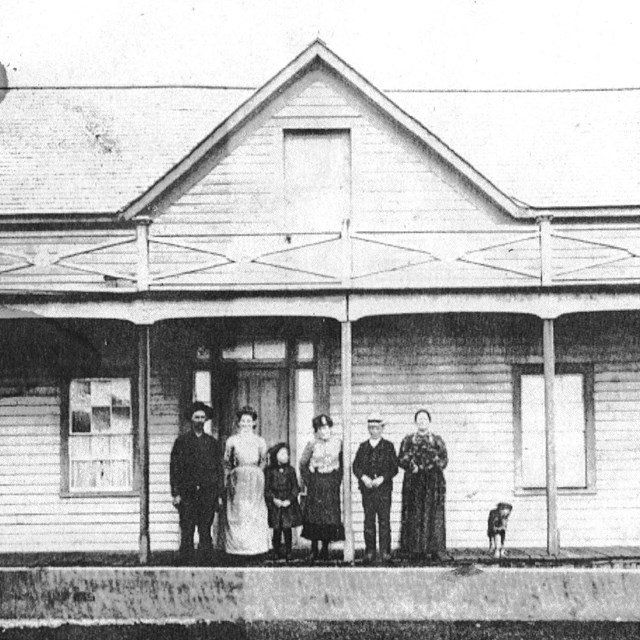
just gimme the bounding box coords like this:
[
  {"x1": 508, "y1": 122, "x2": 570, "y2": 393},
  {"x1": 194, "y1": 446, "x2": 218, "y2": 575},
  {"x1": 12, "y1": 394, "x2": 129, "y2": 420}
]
[
  {"x1": 352, "y1": 412, "x2": 399, "y2": 563},
  {"x1": 170, "y1": 401, "x2": 224, "y2": 564}
]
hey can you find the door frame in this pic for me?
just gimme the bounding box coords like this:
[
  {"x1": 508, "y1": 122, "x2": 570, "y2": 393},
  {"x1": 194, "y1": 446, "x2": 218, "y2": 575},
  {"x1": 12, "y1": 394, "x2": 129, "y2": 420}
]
[{"x1": 185, "y1": 319, "x2": 333, "y2": 466}]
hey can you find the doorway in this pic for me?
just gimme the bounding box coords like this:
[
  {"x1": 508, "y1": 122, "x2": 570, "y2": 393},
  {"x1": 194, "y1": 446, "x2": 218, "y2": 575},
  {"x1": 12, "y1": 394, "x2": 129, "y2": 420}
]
[{"x1": 226, "y1": 366, "x2": 289, "y2": 449}]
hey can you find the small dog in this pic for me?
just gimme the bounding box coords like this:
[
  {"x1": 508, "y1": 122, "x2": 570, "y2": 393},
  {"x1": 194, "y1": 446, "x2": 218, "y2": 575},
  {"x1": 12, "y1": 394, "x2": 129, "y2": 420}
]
[{"x1": 487, "y1": 502, "x2": 513, "y2": 558}]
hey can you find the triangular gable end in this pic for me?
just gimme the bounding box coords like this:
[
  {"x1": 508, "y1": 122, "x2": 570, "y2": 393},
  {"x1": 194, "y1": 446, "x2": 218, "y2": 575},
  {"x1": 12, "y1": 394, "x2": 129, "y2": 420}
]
[{"x1": 122, "y1": 39, "x2": 522, "y2": 222}]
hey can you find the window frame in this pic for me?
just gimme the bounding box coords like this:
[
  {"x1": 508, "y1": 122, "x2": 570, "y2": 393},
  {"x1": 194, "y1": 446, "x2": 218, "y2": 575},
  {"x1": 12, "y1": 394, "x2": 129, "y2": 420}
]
[
  {"x1": 188, "y1": 331, "x2": 329, "y2": 451},
  {"x1": 512, "y1": 362, "x2": 596, "y2": 495},
  {"x1": 279, "y1": 125, "x2": 352, "y2": 233},
  {"x1": 60, "y1": 372, "x2": 139, "y2": 498}
]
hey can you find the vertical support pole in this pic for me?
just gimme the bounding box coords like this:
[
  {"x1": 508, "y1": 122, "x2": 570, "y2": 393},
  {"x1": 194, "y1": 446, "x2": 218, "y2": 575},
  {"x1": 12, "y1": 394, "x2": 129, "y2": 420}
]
[
  {"x1": 543, "y1": 318, "x2": 559, "y2": 555},
  {"x1": 341, "y1": 317, "x2": 354, "y2": 563},
  {"x1": 538, "y1": 215, "x2": 553, "y2": 286},
  {"x1": 138, "y1": 324, "x2": 151, "y2": 564},
  {"x1": 341, "y1": 217, "x2": 352, "y2": 287},
  {"x1": 136, "y1": 218, "x2": 151, "y2": 292}
]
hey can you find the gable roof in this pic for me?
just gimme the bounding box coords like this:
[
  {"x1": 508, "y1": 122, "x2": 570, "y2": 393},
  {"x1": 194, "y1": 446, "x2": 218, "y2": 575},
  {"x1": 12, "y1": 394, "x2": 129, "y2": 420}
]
[
  {"x1": 1, "y1": 40, "x2": 640, "y2": 221},
  {"x1": 119, "y1": 39, "x2": 522, "y2": 221}
]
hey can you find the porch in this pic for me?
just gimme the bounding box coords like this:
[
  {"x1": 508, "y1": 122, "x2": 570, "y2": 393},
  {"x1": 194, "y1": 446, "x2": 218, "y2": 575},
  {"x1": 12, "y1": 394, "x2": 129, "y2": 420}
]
[
  {"x1": 2, "y1": 545, "x2": 640, "y2": 568},
  {"x1": 2, "y1": 302, "x2": 640, "y2": 560}
]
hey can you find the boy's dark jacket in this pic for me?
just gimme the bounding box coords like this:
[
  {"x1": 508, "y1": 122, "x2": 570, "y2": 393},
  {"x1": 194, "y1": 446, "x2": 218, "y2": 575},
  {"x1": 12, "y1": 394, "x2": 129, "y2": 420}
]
[{"x1": 352, "y1": 438, "x2": 399, "y2": 492}]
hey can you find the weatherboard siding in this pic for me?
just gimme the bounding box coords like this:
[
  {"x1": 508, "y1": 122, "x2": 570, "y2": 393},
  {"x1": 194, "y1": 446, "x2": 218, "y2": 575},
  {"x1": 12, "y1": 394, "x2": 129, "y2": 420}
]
[
  {"x1": 148, "y1": 72, "x2": 533, "y2": 291},
  {"x1": 329, "y1": 315, "x2": 640, "y2": 551},
  {"x1": 0, "y1": 384, "x2": 139, "y2": 552},
  {"x1": 148, "y1": 372, "x2": 181, "y2": 551},
  {"x1": 0, "y1": 372, "x2": 181, "y2": 554}
]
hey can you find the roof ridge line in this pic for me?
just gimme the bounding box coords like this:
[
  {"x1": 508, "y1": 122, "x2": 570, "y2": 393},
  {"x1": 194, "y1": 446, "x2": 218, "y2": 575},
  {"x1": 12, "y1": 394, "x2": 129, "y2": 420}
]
[
  {"x1": 6, "y1": 85, "x2": 640, "y2": 94},
  {"x1": 3, "y1": 85, "x2": 257, "y2": 91},
  {"x1": 387, "y1": 86, "x2": 640, "y2": 94}
]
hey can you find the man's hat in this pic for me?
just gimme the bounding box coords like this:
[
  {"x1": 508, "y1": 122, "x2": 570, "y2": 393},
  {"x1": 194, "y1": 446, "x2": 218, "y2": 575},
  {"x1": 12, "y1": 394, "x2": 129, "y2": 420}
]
[
  {"x1": 367, "y1": 412, "x2": 386, "y2": 426},
  {"x1": 186, "y1": 401, "x2": 213, "y2": 421}
]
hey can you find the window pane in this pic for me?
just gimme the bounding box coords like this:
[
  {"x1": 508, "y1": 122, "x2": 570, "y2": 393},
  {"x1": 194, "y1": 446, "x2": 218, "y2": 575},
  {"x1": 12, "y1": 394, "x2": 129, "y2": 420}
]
[
  {"x1": 91, "y1": 380, "x2": 112, "y2": 407},
  {"x1": 196, "y1": 346, "x2": 211, "y2": 362},
  {"x1": 92, "y1": 407, "x2": 111, "y2": 432},
  {"x1": 193, "y1": 371, "x2": 212, "y2": 403},
  {"x1": 222, "y1": 342, "x2": 253, "y2": 360},
  {"x1": 295, "y1": 369, "x2": 315, "y2": 468},
  {"x1": 296, "y1": 341, "x2": 314, "y2": 362},
  {"x1": 71, "y1": 410, "x2": 91, "y2": 434},
  {"x1": 110, "y1": 379, "x2": 131, "y2": 408},
  {"x1": 111, "y1": 406, "x2": 131, "y2": 434},
  {"x1": 520, "y1": 373, "x2": 586, "y2": 489},
  {"x1": 70, "y1": 380, "x2": 91, "y2": 409},
  {"x1": 296, "y1": 369, "x2": 314, "y2": 403},
  {"x1": 253, "y1": 340, "x2": 286, "y2": 360}
]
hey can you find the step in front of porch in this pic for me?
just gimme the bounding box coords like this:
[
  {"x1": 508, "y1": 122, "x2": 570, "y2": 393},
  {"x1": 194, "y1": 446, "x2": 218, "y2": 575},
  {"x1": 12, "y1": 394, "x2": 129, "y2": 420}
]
[{"x1": 2, "y1": 566, "x2": 640, "y2": 626}]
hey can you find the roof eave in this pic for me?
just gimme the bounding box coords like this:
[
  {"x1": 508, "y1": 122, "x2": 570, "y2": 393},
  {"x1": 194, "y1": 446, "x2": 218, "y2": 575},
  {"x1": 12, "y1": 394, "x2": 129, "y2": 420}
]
[
  {"x1": 0, "y1": 212, "x2": 130, "y2": 228},
  {"x1": 520, "y1": 204, "x2": 640, "y2": 219}
]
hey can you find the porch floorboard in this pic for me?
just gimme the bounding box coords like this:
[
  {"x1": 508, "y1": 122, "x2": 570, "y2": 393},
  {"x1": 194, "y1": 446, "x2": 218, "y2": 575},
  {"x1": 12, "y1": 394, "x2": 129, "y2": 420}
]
[{"x1": 2, "y1": 546, "x2": 640, "y2": 568}]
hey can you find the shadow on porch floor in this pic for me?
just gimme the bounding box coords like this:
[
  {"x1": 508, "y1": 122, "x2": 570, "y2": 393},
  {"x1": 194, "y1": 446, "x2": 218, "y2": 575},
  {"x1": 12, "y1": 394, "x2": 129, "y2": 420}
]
[{"x1": 2, "y1": 547, "x2": 640, "y2": 568}]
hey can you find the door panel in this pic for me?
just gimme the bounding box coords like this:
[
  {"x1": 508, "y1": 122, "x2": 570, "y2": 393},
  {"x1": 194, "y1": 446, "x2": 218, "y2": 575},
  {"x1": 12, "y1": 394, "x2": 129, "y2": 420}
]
[{"x1": 228, "y1": 368, "x2": 289, "y2": 448}]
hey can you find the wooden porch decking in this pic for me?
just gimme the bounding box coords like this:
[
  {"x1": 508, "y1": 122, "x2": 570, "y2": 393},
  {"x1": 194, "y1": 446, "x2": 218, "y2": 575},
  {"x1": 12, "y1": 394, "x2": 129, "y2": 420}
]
[{"x1": 2, "y1": 547, "x2": 640, "y2": 568}]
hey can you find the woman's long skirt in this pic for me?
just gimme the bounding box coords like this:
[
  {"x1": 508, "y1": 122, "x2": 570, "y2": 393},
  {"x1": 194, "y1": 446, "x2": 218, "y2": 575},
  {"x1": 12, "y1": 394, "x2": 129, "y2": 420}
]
[
  {"x1": 301, "y1": 469, "x2": 345, "y2": 541},
  {"x1": 224, "y1": 464, "x2": 270, "y2": 555},
  {"x1": 400, "y1": 468, "x2": 446, "y2": 556}
]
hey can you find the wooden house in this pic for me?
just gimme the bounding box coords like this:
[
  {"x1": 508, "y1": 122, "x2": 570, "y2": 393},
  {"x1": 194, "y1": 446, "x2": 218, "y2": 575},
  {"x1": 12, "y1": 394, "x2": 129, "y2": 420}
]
[{"x1": 1, "y1": 40, "x2": 640, "y2": 561}]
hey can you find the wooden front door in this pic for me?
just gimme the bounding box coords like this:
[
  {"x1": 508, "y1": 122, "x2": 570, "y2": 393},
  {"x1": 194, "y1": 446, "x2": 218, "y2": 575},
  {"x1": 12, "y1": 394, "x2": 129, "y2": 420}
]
[{"x1": 226, "y1": 367, "x2": 289, "y2": 449}]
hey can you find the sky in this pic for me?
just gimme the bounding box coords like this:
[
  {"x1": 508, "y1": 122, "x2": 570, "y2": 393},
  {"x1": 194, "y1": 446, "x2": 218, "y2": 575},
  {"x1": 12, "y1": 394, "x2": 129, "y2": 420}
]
[{"x1": 1, "y1": 0, "x2": 640, "y2": 90}]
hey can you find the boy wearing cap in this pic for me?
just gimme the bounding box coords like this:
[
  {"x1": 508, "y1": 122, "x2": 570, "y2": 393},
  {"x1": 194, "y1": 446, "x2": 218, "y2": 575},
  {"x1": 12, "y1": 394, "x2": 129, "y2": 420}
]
[
  {"x1": 170, "y1": 401, "x2": 224, "y2": 564},
  {"x1": 352, "y1": 413, "x2": 399, "y2": 563}
]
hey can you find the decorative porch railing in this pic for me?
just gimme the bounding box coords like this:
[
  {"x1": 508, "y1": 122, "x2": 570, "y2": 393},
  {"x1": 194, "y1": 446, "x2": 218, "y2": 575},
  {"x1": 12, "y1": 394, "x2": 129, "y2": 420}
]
[{"x1": 0, "y1": 221, "x2": 639, "y2": 293}]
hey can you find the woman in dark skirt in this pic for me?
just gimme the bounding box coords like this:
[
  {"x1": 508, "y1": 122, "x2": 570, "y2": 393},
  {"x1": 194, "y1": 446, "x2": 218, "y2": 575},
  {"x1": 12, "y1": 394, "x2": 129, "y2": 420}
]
[
  {"x1": 264, "y1": 442, "x2": 302, "y2": 561},
  {"x1": 299, "y1": 414, "x2": 344, "y2": 561},
  {"x1": 398, "y1": 408, "x2": 448, "y2": 560}
]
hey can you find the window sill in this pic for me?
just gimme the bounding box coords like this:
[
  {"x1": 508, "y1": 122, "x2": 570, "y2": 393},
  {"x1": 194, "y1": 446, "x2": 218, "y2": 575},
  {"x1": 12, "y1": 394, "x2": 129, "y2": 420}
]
[
  {"x1": 514, "y1": 487, "x2": 597, "y2": 497},
  {"x1": 60, "y1": 491, "x2": 139, "y2": 499}
]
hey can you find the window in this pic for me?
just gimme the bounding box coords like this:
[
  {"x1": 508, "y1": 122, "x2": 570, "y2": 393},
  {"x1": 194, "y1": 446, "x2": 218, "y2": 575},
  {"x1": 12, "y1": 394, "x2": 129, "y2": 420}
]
[
  {"x1": 514, "y1": 364, "x2": 595, "y2": 491},
  {"x1": 222, "y1": 339, "x2": 287, "y2": 361},
  {"x1": 64, "y1": 378, "x2": 135, "y2": 493},
  {"x1": 284, "y1": 130, "x2": 351, "y2": 230}
]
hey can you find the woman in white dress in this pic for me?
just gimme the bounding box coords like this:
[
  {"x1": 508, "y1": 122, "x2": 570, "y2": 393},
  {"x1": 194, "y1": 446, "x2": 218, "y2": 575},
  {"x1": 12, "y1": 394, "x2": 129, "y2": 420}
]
[{"x1": 224, "y1": 405, "x2": 270, "y2": 556}]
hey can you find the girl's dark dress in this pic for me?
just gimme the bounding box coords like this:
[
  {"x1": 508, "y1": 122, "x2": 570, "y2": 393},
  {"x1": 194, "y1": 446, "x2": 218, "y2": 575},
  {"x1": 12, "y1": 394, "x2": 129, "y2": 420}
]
[
  {"x1": 264, "y1": 465, "x2": 302, "y2": 529},
  {"x1": 398, "y1": 432, "x2": 448, "y2": 557}
]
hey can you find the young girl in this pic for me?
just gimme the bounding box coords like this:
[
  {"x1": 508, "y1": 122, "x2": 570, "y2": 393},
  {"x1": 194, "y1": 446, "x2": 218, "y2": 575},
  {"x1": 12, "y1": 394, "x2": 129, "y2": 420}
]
[{"x1": 264, "y1": 442, "x2": 302, "y2": 561}]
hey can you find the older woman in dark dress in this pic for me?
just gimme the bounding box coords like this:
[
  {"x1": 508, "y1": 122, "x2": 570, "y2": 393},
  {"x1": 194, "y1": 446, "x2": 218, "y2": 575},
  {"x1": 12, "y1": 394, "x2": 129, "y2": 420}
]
[
  {"x1": 299, "y1": 414, "x2": 344, "y2": 561},
  {"x1": 398, "y1": 408, "x2": 448, "y2": 560}
]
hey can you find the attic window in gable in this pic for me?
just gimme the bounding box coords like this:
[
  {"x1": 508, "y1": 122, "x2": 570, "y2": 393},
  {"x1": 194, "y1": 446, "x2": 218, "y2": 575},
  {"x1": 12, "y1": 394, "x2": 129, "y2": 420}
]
[{"x1": 283, "y1": 130, "x2": 351, "y2": 231}]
